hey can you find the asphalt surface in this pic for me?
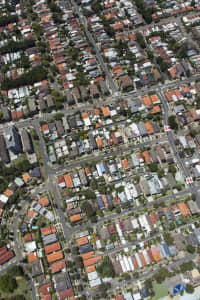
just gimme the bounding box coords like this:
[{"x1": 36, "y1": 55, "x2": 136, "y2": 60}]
[
  {"x1": 158, "y1": 88, "x2": 200, "y2": 205},
  {"x1": 70, "y1": 0, "x2": 118, "y2": 94}
]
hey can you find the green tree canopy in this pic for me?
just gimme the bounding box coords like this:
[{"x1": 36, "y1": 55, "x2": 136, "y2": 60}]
[
  {"x1": 0, "y1": 274, "x2": 17, "y2": 293},
  {"x1": 97, "y1": 256, "x2": 115, "y2": 278}
]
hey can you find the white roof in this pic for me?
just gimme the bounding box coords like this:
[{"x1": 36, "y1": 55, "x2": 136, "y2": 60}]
[
  {"x1": 24, "y1": 241, "x2": 37, "y2": 253},
  {"x1": 89, "y1": 278, "x2": 101, "y2": 287},
  {"x1": 88, "y1": 271, "x2": 98, "y2": 281},
  {"x1": 0, "y1": 194, "x2": 8, "y2": 203}
]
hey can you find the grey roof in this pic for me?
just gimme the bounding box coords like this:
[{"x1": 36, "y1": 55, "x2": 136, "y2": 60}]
[
  {"x1": 187, "y1": 200, "x2": 200, "y2": 214},
  {"x1": 28, "y1": 98, "x2": 37, "y2": 112},
  {"x1": 0, "y1": 134, "x2": 10, "y2": 163},
  {"x1": 80, "y1": 86, "x2": 88, "y2": 100},
  {"x1": 185, "y1": 233, "x2": 199, "y2": 246},
  {"x1": 127, "y1": 100, "x2": 139, "y2": 113},
  {"x1": 100, "y1": 227, "x2": 110, "y2": 240},
  {"x1": 79, "y1": 243, "x2": 93, "y2": 254},
  {"x1": 43, "y1": 233, "x2": 57, "y2": 246},
  {"x1": 138, "y1": 122, "x2": 147, "y2": 136},
  {"x1": 88, "y1": 133, "x2": 97, "y2": 150},
  {"x1": 99, "y1": 80, "x2": 110, "y2": 95},
  {"x1": 62, "y1": 117, "x2": 69, "y2": 131},
  {"x1": 66, "y1": 91, "x2": 74, "y2": 103},
  {"x1": 72, "y1": 87, "x2": 81, "y2": 100},
  {"x1": 89, "y1": 84, "x2": 99, "y2": 97},
  {"x1": 4, "y1": 126, "x2": 23, "y2": 155},
  {"x1": 30, "y1": 167, "x2": 41, "y2": 178},
  {"x1": 78, "y1": 169, "x2": 88, "y2": 186},
  {"x1": 123, "y1": 218, "x2": 133, "y2": 232},
  {"x1": 39, "y1": 98, "x2": 46, "y2": 111},
  {"x1": 167, "y1": 173, "x2": 177, "y2": 188},
  {"x1": 155, "y1": 145, "x2": 166, "y2": 162},
  {"x1": 55, "y1": 120, "x2": 65, "y2": 136},
  {"x1": 131, "y1": 153, "x2": 139, "y2": 167},
  {"x1": 150, "y1": 148, "x2": 158, "y2": 163},
  {"x1": 139, "y1": 177, "x2": 150, "y2": 196},
  {"x1": 21, "y1": 129, "x2": 33, "y2": 154},
  {"x1": 54, "y1": 272, "x2": 72, "y2": 291},
  {"x1": 174, "y1": 105, "x2": 185, "y2": 114},
  {"x1": 1, "y1": 107, "x2": 11, "y2": 121},
  {"x1": 31, "y1": 260, "x2": 44, "y2": 277},
  {"x1": 48, "y1": 123, "x2": 56, "y2": 133}
]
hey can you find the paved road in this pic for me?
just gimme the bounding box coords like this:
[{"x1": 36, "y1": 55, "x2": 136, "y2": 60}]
[
  {"x1": 158, "y1": 88, "x2": 200, "y2": 205},
  {"x1": 70, "y1": 0, "x2": 118, "y2": 94},
  {"x1": 12, "y1": 204, "x2": 25, "y2": 262},
  {"x1": 33, "y1": 120, "x2": 73, "y2": 242},
  {"x1": 53, "y1": 135, "x2": 167, "y2": 175},
  {"x1": 70, "y1": 185, "x2": 196, "y2": 236}
]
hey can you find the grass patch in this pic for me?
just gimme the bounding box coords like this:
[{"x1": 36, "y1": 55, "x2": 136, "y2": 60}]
[
  {"x1": 152, "y1": 282, "x2": 168, "y2": 300},
  {"x1": 1, "y1": 277, "x2": 31, "y2": 300}
]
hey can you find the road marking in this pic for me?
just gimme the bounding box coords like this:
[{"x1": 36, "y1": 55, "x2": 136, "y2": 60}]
[
  {"x1": 164, "y1": 125, "x2": 171, "y2": 132},
  {"x1": 186, "y1": 177, "x2": 193, "y2": 184}
]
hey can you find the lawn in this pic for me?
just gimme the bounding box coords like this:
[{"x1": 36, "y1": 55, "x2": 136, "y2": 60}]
[
  {"x1": 1, "y1": 277, "x2": 31, "y2": 300},
  {"x1": 152, "y1": 282, "x2": 169, "y2": 300}
]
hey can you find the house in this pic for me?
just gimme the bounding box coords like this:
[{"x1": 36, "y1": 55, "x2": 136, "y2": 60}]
[
  {"x1": 31, "y1": 259, "x2": 44, "y2": 278},
  {"x1": 80, "y1": 86, "x2": 88, "y2": 101},
  {"x1": 47, "y1": 251, "x2": 63, "y2": 263},
  {"x1": 4, "y1": 126, "x2": 23, "y2": 155},
  {"x1": 53, "y1": 272, "x2": 72, "y2": 292},
  {"x1": 187, "y1": 200, "x2": 200, "y2": 215},
  {"x1": 0, "y1": 246, "x2": 14, "y2": 265},
  {"x1": 43, "y1": 234, "x2": 58, "y2": 246},
  {"x1": 72, "y1": 87, "x2": 81, "y2": 102},
  {"x1": 55, "y1": 120, "x2": 64, "y2": 136},
  {"x1": 0, "y1": 135, "x2": 10, "y2": 163},
  {"x1": 167, "y1": 173, "x2": 177, "y2": 189},
  {"x1": 51, "y1": 260, "x2": 66, "y2": 274},
  {"x1": 40, "y1": 282, "x2": 51, "y2": 299},
  {"x1": 119, "y1": 75, "x2": 133, "y2": 90},
  {"x1": 89, "y1": 84, "x2": 99, "y2": 98},
  {"x1": 99, "y1": 80, "x2": 110, "y2": 96},
  {"x1": 186, "y1": 269, "x2": 200, "y2": 287},
  {"x1": 99, "y1": 227, "x2": 110, "y2": 239},
  {"x1": 139, "y1": 177, "x2": 150, "y2": 197},
  {"x1": 21, "y1": 129, "x2": 33, "y2": 154}
]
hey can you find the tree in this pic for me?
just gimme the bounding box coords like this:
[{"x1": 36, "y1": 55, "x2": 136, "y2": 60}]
[
  {"x1": 1, "y1": 67, "x2": 47, "y2": 90},
  {"x1": 97, "y1": 257, "x2": 115, "y2": 278},
  {"x1": 121, "y1": 272, "x2": 131, "y2": 280},
  {"x1": 158, "y1": 169, "x2": 164, "y2": 178},
  {"x1": 191, "y1": 194, "x2": 196, "y2": 201},
  {"x1": 97, "y1": 282, "x2": 111, "y2": 298},
  {"x1": 54, "y1": 113, "x2": 64, "y2": 120},
  {"x1": 81, "y1": 201, "x2": 96, "y2": 218},
  {"x1": 83, "y1": 189, "x2": 96, "y2": 199},
  {"x1": 168, "y1": 116, "x2": 178, "y2": 130},
  {"x1": 0, "y1": 274, "x2": 17, "y2": 293},
  {"x1": 135, "y1": 32, "x2": 146, "y2": 49},
  {"x1": 168, "y1": 164, "x2": 176, "y2": 174},
  {"x1": 10, "y1": 295, "x2": 26, "y2": 300},
  {"x1": 186, "y1": 244, "x2": 196, "y2": 254},
  {"x1": 180, "y1": 261, "x2": 194, "y2": 273},
  {"x1": 148, "y1": 162, "x2": 158, "y2": 172},
  {"x1": 154, "y1": 268, "x2": 172, "y2": 283},
  {"x1": 91, "y1": 1, "x2": 103, "y2": 13},
  {"x1": 163, "y1": 232, "x2": 174, "y2": 245},
  {"x1": 0, "y1": 111, "x2": 4, "y2": 122},
  {"x1": 75, "y1": 256, "x2": 83, "y2": 269},
  {"x1": 186, "y1": 284, "x2": 194, "y2": 294},
  {"x1": 9, "y1": 266, "x2": 23, "y2": 277},
  {"x1": 144, "y1": 278, "x2": 152, "y2": 289}
]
